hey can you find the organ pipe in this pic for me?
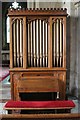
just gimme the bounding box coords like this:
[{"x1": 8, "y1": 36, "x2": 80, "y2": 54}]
[
  {"x1": 20, "y1": 19, "x2": 23, "y2": 67},
  {"x1": 63, "y1": 20, "x2": 65, "y2": 67},
  {"x1": 36, "y1": 19, "x2": 39, "y2": 67},
  {"x1": 57, "y1": 92, "x2": 59, "y2": 99},
  {"x1": 16, "y1": 19, "x2": 20, "y2": 67},
  {"x1": 40, "y1": 20, "x2": 42, "y2": 67},
  {"x1": 45, "y1": 22, "x2": 48, "y2": 67},
  {"x1": 27, "y1": 19, "x2": 50, "y2": 67},
  {"x1": 53, "y1": 21, "x2": 56, "y2": 67},
  {"x1": 43, "y1": 20, "x2": 45, "y2": 67},
  {"x1": 56, "y1": 19, "x2": 59, "y2": 67},
  {"x1": 60, "y1": 19, "x2": 62, "y2": 67},
  {"x1": 30, "y1": 21, "x2": 33, "y2": 67},
  {"x1": 33, "y1": 20, "x2": 36, "y2": 67},
  {"x1": 28, "y1": 23, "x2": 31, "y2": 67},
  {"x1": 12, "y1": 17, "x2": 64, "y2": 68}
]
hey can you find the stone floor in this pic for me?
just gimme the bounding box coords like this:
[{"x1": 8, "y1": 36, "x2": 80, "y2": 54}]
[
  {"x1": 0, "y1": 71, "x2": 80, "y2": 114},
  {"x1": 0, "y1": 75, "x2": 11, "y2": 102}
]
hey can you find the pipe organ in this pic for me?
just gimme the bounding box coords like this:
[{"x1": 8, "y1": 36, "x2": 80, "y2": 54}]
[
  {"x1": 27, "y1": 19, "x2": 48, "y2": 67},
  {"x1": 8, "y1": 8, "x2": 67, "y2": 100},
  {"x1": 52, "y1": 18, "x2": 63, "y2": 67}
]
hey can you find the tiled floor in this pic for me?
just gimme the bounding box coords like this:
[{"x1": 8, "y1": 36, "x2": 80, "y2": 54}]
[
  {"x1": 0, "y1": 75, "x2": 11, "y2": 102},
  {"x1": 0, "y1": 67, "x2": 9, "y2": 82},
  {"x1": 0, "y1": 74, "x2": 10, "y2": 114},
  {"x1": 0, "y1": 73, "x2": 80, "y2": 114}
]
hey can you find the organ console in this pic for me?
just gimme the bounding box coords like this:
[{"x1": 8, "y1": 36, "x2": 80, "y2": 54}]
[{"x1": 8, "y1": 8, "x2": 67, "y2": 100}]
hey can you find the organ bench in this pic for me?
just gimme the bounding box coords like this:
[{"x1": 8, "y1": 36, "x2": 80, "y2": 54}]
[{"x1": 4, "y1": 77, "x2": 75, "y2": 114}]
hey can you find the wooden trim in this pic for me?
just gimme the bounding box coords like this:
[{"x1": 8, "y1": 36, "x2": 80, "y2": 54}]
[
  {"x1": 62, "y1": 72, "x2": 66, "y2": 99},
  {"x1": 4, "y1": 107, "x2": 73, "y2": 110},
  {"x1": 10, "y1": 18, "x2": 13, "y2": 68},
  {"x1": 10, "y1": 73, "x2": 14, "y2": 100},
  {"x1": 1, "y1": 113, "x2": 80, "y2": 119},
  {"x1": 8, "y1": 8, "x2": 67, "y2": 16},
  {"x1": 63, "y1": 17, "x2": 66, "y2": 68},
  {"x1": 48, "y1": 17, "x2": 52, "y2": 68},
  {"x1": 23, "y1": 17, "x2": 27, "y2": 68},
  {"x1": 9, "y1": 67, "x2": 67, "y2": 72}
]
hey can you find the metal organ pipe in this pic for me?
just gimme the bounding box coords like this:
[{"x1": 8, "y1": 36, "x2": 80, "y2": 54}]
[
  {"x1": 13, "y1": 18, "x2": 63, "y2": 68},
  {"x1": 11, "y1": 16, "x2": 65, "y2": 69},
  {"x1": 63, "y1": 20, "x2": 65, "y2": 68},
  {"x1": 57, "y1": 92, "x2": 59, "y2": 99},
  {"x1": 45, "y1": 22, "x2": 48, "y2": 67},
  {"x1": 33, "y1": 20, "x2": 36, "y2": 67},
  {"x1": 20, "y1": 19, "x2": 23, "y2": 67},
  {"x1": 40, "y1": 20, "x2": 42, "y2": 67},
  {"x1": 27, "y1": 19, "x2": 49, "y2": 68},
  {"x1": 16, "y1": 19, "x2": 20, "y2": 67},
  {"x1": 30, "y1": 21, "x2": 33, "y2": 67},
  {"x1": 56, "y1": 19, "x2": 59, "y2": 67},
  {"x1": 60, "y1": 19, "x2": 62, "y2": 67},
  {"x1": 28, "y1": 23, "x2": 31, "y2": 67},
  {"x1": 53, "y1": 21, "x2": 56, "y2": 67},
  {"x1": 36, "y1": 19, "x2": 39, "y2": 67},
  {"x1": 43, "y1": 20, "x2": 45, "y2": 67}
]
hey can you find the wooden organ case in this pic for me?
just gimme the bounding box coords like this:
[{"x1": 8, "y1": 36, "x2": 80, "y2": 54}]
[{"x1": 8, "y1": 8, "x2": 67, "y2": 100}]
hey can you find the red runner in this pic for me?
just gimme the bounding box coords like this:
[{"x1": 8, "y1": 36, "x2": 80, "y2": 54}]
[{"x1": 0, "y1": 67, "x2": 9, "y2": 82}]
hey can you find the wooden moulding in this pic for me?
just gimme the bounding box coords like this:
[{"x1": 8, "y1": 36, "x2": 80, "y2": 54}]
[
  {"x1": 1, "y1": 113, "x2": 80, "y2": 119},
  {"x1": 9, "y1": 67, "x2": 67, "y2": 72},
  {"x1": 8, "y1": 8, "x2": 67, "y2": 16}
]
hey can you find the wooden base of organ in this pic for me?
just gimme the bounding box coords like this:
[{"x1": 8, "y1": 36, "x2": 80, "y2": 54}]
[
  {"x1": 8, "y1": 8, "x2": 67, "y2": 100},
  {"x1": 10, "y1": 68, "x2": 66, "y2": 100}
]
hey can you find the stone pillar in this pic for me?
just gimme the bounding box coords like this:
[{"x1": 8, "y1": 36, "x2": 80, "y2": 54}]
[
  {"x1": 35, "y1": 0, "x2": 39, "y2": 8},
  {"x1": 27, "y1": 0, "x2": 35, "y2": 8},
  {"x1": 69, "y1": 2, "x2": 80, "y2": 97},
  {"x1": 0, "y1": 1, "x2": 2, "y2": 66},
  {"x1": 74, "y1": 2, "x2": 80, "y2": 98}
]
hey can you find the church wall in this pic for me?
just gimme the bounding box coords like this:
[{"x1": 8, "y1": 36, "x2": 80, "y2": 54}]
[
  {"x1": 0, "y1": 1, "x2": 2, "y2": 66},
  {"x1": 69, "y1": 2, "x2": 80, "y2": 98},
  {"x1": 69, "y1": 3, "x2": 78, "y2": 97},
  {"x1": 76, "y1": 2, "x2": 80, "y2": 98}
]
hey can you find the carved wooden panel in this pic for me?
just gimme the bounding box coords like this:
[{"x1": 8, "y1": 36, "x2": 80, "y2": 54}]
[{"x1": 10, "y1": 70, "x2": 66, "y2": 100}]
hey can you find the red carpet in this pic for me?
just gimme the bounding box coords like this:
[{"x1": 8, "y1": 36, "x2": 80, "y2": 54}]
[{"x1": 0, "y1": 67, "x2": 9, "y2": 82}]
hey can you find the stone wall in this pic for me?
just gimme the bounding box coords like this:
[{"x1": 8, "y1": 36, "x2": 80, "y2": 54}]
[
  {"x1": 75, "y1": 2, "x2": 80, "y2": 98},
  {"x1": 69, "y1": 2, "x2": 80, "y2": 98}
]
